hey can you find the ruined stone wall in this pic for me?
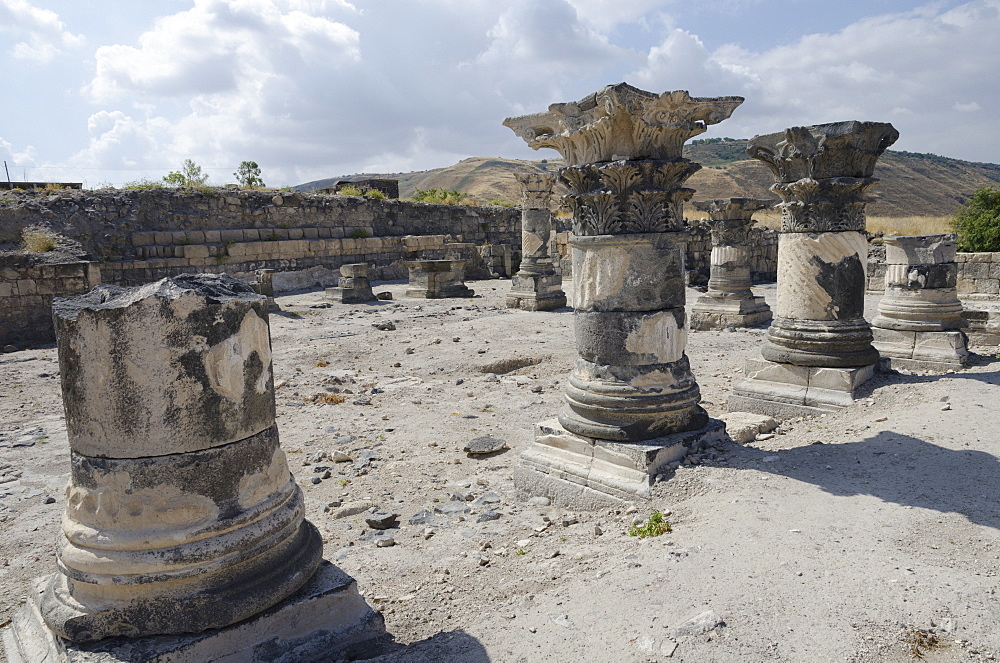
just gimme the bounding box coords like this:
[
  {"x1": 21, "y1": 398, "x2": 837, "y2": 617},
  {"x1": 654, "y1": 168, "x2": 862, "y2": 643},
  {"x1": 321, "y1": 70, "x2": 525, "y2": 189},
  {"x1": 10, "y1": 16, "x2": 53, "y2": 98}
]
[
  {"x1": 685, "y1": 221, "x2": 778, "y2": 284},
  {"x1": 0, "y1": 188, "x2": 520, "y2": 260},
  {"x1": 867, "y1": 248, "x2": 1000, "y2": 299},
  {"x1": 0, "y1": 257, "x2": 101, "y2": 347}
]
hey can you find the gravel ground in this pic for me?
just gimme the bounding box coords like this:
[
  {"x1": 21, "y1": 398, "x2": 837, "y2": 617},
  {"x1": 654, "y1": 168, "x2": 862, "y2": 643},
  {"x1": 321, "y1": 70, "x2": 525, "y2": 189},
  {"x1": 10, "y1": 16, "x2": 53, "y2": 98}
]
[{"x1": 2, "y1": 279, "x2": 1000, "y2": 662}]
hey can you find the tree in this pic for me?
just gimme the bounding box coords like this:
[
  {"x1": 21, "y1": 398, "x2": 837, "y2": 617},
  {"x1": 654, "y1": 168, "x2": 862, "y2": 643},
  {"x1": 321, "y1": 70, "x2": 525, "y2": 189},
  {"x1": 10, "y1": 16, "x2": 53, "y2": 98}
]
[
  {"x1": 234, "y1": 160, "x2": 265, "y2": 188},
  {"x1": 954, "y1": 186, "x2": 1000, "y2": 252},
  {"x1": 163, "y1": 159, "x2": 209, "y2": 187}
]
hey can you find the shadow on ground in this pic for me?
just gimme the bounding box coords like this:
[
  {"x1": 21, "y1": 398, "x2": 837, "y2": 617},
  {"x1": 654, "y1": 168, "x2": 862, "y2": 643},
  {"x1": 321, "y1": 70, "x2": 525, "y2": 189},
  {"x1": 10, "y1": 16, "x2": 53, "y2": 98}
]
[
  {"x1": 728, "y1": 431, "x2": 1000, "y2": 530},
  {"x1": 362, "y1": 629, "x2": 490, "y2": 662}
]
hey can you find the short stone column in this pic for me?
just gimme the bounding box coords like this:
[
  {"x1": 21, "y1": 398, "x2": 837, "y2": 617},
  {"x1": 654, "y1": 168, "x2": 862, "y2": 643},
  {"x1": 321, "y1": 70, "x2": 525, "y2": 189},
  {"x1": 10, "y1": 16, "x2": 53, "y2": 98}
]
[
  {"x1": 326, "y1": 262, "x2": 376, "y2": 303},
  {"x1": 503, "y1": 84, "x2": 739, "y2": 505},
  {"x1": 729, "y1": 121, "x2": 899, "y2": 417},
  {"x1": 689, "y1": 198, "x2": 773, "y2": 330},
  {"x1": 253, "y1": 268, "x2": 278, "y2": 310},
  {"x1": 871, "y1": 233, "x2": 968, "y2": 371},
  {"x1": 507, "y1": 173, "x2": 567, "y2": 311},
  {"x1": 4, "y1": 274, "x2": 383, "y2": 660},
  {"x1": 405, "y1": 259, "x2": 474, "y2": 298}
]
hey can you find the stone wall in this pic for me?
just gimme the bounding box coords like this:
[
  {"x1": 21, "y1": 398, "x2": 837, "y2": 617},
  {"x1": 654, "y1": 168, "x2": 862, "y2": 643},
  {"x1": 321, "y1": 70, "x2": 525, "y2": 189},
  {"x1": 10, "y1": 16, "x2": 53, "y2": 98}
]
[
  {"x1": 867, "y1": 247, "x2": 1000, "y2": 299},
  {"x1": 685, "y1": 220, "x2": 778, "y2": 284},
  {"x1": 0, "y1": 257, "x2": 101, "y2": 348},
  {"x1": 0, "y1": 188, "x2": 520, "y2": 261}
]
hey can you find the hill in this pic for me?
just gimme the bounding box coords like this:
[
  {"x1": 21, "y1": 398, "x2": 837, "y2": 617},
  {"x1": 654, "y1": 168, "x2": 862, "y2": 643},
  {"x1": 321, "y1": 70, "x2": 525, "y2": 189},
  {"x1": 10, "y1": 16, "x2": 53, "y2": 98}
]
[{"x1": 297, "y1": 143, "x2": 1000, "y2": 218}]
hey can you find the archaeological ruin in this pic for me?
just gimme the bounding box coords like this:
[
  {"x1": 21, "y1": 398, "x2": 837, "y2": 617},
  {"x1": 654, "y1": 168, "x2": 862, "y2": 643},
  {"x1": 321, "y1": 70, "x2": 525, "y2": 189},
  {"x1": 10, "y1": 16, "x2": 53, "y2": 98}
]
[
  {"x1": 502, "y1": 84, "x2": 739, "y2": 505},
  {"x1": 729, "y1": 121, "x2": 900, "y2": 417},
  {"x1": 3, "y1": 274, "x2": 384, "y2": 660},
  {"x1": 505, "y1": 173, "x2": 567, "y2": 311}
]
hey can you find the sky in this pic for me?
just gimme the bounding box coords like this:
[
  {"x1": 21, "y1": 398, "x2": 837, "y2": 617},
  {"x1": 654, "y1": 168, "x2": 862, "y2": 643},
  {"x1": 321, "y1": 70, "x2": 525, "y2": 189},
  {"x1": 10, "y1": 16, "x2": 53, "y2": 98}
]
[{"x1": 0, "y1": 0, "x2": 997, "y2": 188}]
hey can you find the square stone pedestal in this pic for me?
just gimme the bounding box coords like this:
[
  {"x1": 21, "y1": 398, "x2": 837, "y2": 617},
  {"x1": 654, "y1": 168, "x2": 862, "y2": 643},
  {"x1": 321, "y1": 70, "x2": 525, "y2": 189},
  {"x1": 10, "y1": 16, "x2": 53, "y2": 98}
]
[
  {"x1": 506, "y1": 274, "x2": 567, "y2": 311},
  {"x1": 727, "y1": 358, "x2": 876, "y2": 418},
  {"x1": 872, "y1": 327, "x2": 969, "y2": 373},
  {"x1": 325, "y1": 285, "x2": 376, "y2": 304},
  {"x1": 514, "y1": 418, "x2": 727, "y2": 509},
  {"x1": 689, "y1": 295, "x2": 772, "y2": 331},
  {"x1": 2, "y1": 562, "x2": 386, "y2": 663}
]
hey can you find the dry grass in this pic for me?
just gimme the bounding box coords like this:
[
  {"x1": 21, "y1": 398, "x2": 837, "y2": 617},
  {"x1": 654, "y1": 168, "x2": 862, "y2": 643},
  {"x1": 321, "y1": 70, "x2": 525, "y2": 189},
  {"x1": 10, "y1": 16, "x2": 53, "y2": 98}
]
[
  {"x1": 867, "y1": 216, "x2": 954, "y2": 236},
  {"x1": 20, "y1": 225, "x2": 60, "y2": 253}
]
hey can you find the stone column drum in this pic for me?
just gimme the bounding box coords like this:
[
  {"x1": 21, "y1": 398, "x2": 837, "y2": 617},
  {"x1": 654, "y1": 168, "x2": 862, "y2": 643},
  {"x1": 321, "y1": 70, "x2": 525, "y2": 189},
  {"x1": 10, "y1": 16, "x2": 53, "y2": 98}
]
[
  {"x1": 326, "y1": 262, "x2": 376, "y2": 303},
  {"x1": 3, "y1": 274, "x2": 383, "y2": 661},
  {"x1": 506, "y1": 173, "x2": 567, "y2": 311},
  {"x1": 405, "y1": 259, "x2": 474, "y2": 298},
  {"x1": 871, "y1": 233, "x2": 968, "y2": 371},
  {"x1": 503, "y1": 84, "x2": 738, "y2": 505},
  {"x1": 689, "y1": 198, "x2": 773, "y2": 330},
  {"x1": 729, "y1": 121, "x2": 899, "y2": 417}
]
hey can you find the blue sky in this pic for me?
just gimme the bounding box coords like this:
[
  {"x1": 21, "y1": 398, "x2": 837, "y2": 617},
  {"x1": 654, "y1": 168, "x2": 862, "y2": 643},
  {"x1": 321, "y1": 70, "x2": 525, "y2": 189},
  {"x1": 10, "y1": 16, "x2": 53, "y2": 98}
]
[{"x1": 0, "y1": 0, "x2": 995, "y2": 188}]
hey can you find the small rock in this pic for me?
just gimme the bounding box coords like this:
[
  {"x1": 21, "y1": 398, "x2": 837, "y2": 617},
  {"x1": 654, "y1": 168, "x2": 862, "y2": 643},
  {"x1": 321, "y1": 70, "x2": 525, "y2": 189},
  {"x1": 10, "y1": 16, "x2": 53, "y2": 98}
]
[
  {"x1": 594, "y1": 524, "x2": 603, "y2": 536},
  {"x1": 477, "y1": 510, "x2": 501, "y2": 523},
  {"x1": 550, "y1": 614, "x2": 571, "y2": 628},
  {"x1": 373, "y1": 321, "x2": 396, "y2": 331},
  {"x1": 44, "y1": 496, "x2": 56, "y2": 504},
  {"x1": 530, "y1": 385, "x2": 543, "y2": 393},
  {"x1": 561, "y1": 515, "x2": 579, "y2": 527},
  {"x1": 661, "y1": 638, "x2": 678, "y2": 657},
  {"x1": 365, "y1": 512, "x2": 399, "y2": 530},
  {"x1": 672, "y1": 609, "x2": 725, "y2": 637},
  {"x1": 2, "y1": 345, "x2": 17, "y2": 353},
  {"x1": 310, "y1": 477, "x2": 322, "y2": 485},
  {"x1": 941, "y1": 403, "x2": 952, "y2": 411},
  {"x1": 528, "y1": 496, "x2": 551, "y2": 507},
  {"x1": 375, "y1": 535, "x2": 396, "y2": 548},
  {"x1": 404, "y1": 347, "x2": 415, "y2": 355},
  {"x1": 422, "y1": 527, "x2": 435, "y2": 540},
  {"x1": 435, "y1": 501, "x2": 471, "y2": 516},
  {"x1": 472, "y1": 491, "x2": 501, "y2": 506},
  {"x1": 376, "y1": 291, "x2": 392, "y2": 300},
  {"x1": 464, "y1": 436, "x2": 509, "y2": 455},
  {"x1": 330, "y1": 450, "x2": 353, "y2": 463},
  {"x1": 353, "y1": 396, "x2": 372, "y2": 406},
  {"x1": 333, "y1": 434, "x2": 356, "y2": 446}
]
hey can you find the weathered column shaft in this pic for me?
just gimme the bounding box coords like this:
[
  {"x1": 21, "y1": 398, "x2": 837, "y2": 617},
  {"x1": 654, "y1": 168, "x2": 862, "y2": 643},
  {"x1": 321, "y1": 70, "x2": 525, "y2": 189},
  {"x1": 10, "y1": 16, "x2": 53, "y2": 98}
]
[
  {"x1": 871, "y1": 233, "x2": 968, "y2": 371},
  {"x1": 507, "y1": 174, "x2": 567, "y2": 311},
  {"x1": 41, "y1": 274, "x2": 323, "y2": 643},
  {"x1": 689, "y1": 198, "x2": 772, "y2": 331},
  {"x1": 503, "y1": 84, "x2": 740, "y2": 504},
  {"x1": 749, "y1": 122, "x2": 899, "y2": 368}
]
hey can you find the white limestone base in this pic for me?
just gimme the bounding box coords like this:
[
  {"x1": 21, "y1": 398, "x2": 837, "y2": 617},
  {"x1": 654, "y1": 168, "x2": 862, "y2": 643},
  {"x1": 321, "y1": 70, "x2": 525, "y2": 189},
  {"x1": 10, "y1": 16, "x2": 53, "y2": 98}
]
[
  {"x1": 2, "y1": 562, "x2": 386, "y2": 663},
  {"x1": 872, "y1": 327, "x2": 969, "y2": 373},
  {"x1": 514, "y1": 418, "x2": 727, "y2": 509},
  {"x1": 727, "y1": 358, "x2": 876, "y2": 418},
  {"x1": 689, "y1": 295, "x2": 772, "y2": 331}
]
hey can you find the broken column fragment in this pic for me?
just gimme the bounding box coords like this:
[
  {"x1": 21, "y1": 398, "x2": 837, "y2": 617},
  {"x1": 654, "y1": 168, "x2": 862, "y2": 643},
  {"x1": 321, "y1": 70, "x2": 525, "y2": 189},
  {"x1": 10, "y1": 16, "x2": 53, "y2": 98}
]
[
  {"x1": 405, "y1": 259, "x2": 475, "y2": 298},
  {"x1": 689, "y1": 198, "x2": 773, "y2": 330},
  {"x1": 871, "y1": 233, "x2": 968, "y2": 372},
  {"x1": 506, "y1": 173, "x2": 567, "y2": 311},
  {"x1": 502, "y1": 84, "x2": 738, "y2": 505},
  {"x1": 729, "y1": 121, "x2": 899, "y2": 417},
  {"x1": 2, "y1": 273, "x2": 383, "y2": 662},
  {"x1": 326, "y1": 262, "x2": 377, "y2": 303}
]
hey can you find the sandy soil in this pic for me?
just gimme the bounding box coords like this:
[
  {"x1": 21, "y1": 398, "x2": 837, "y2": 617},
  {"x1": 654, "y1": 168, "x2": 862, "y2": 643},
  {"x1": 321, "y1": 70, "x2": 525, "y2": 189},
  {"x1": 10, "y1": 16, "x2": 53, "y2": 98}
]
[{"x1": 2, "y1": 279, "x2": 1000, "y2": 662}]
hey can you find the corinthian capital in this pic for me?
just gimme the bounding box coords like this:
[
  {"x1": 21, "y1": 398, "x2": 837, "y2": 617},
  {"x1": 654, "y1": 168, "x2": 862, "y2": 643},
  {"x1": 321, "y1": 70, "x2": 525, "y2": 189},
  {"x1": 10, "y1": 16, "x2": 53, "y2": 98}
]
[
  {"x1": 503, "y1": 83, "x2": 743, "y2": 165},
  {"x1": 747, "y1": 120, "x2": 898, "y2": 183},
  {"x1": 516, "y1": 173, "x2": 556, "y2": 208}
]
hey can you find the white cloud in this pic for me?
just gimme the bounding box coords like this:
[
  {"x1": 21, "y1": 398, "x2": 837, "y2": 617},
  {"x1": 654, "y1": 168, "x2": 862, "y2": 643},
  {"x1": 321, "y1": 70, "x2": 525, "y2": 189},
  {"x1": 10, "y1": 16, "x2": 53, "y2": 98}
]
[
  {"x1": 0, "y1": 0, "x2": 84, "y2": 62},
  {"x1": 628, "y1": 0, "x2": 1000, "y2": 160},
  {"x1": 954, "y1": 101, "x2": 982, "y2": 112}
]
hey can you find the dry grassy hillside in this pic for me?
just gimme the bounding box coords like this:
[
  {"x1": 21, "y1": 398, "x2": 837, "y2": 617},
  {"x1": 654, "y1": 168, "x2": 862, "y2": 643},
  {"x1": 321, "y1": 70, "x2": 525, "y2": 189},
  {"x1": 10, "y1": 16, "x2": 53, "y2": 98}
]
[{"x1": 298, "y1": 142, "x2": 1000, "y2": 219}]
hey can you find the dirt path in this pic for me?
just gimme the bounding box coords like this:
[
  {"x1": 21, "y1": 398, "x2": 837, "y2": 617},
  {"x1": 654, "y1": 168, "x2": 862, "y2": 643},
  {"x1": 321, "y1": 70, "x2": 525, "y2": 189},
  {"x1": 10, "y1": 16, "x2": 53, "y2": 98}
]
[{"x1": 2, "y1": 280, "x2": 999, "y2": 662}]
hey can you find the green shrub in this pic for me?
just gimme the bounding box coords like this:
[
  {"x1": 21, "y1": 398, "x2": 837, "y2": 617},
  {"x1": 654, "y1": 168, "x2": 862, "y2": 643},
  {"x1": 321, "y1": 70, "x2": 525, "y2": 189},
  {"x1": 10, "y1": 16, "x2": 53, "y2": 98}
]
[
  {"x1": 412, "y1": 188, "x2": 467, "y2": 205},
  {"x1": 363, "y1": 188, "x2": 387, "y2": 199},
  {"x1": 628, "y1": 510, "x2": 672, "y2": 539},
  {"x1": 21, "y1": 225, "x2": 60, "y2": 253},
  {"x1": 487, "y1": 198, "x2": 515, "y2": 207},
  {"x1": 123, "y1": 178, "x2": 164, "y2": 190},
  {"x1": 954, "y1": 186, "x2": 1000, "y2": 252},
  {"x1": 349, "y1": 228, "x2": 370, "y2": 239},
  {"x1": 338, "y1": 185, "x2": 364, "y2": 197}
]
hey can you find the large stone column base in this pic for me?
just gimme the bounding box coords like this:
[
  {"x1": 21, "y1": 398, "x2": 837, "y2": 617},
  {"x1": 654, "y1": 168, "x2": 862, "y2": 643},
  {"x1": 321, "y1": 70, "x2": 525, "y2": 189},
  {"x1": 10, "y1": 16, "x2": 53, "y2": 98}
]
[
  {"x1": 325, "y1": 286, "x2": 376, "y2": 304},
  {"x1": 872, "y1": 327, "x2": 969, "y2": 373},
  {"x1": 506, "y1": 274, "x2": 567, "y2": 311},
  {"x1": 727, "y1": 358, "x2": 876, "y2": 418},
  {"x1": 513, "y1": 418, "x2": 727, "y2": 509},
  {"x1": 689, "y1": 295, "x2": 772, "y2": 331},
  {"x1": 2, "y1": 562, "x2": 386, "y2": 663}
]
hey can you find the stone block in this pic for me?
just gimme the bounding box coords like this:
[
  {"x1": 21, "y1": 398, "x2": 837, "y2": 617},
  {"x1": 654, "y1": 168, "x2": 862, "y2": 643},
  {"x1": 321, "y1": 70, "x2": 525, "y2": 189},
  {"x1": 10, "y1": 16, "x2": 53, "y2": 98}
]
[
  {"x1": 975, "y1": 278, "x2": 1000, "y2": 295},
  {"x1": 220, "y1": 229, "x2": 243, "y2": 242},
  {"x1": 729, "y1": 358, "x2": 875, "y2": 418},
  {"x1": 16, "y1": 279, "x2": 36, "y2": 295},
  {"x1": 182, "y1": 244, "x2": 210, "y2": 259},
  {"x1": 132, "y1": 232, "x2": 155, "y2": 246},
  {"x1": 514, "y1": 418, "x2": 727, "y2": 507},
  {"x1": 204, "y1": 230, "x2": 222, "y2": 243},
  {"x1": 717, "y1": 412, "x2": 778, "y2": 444},
  {"x1": 154, "y1": 232, "x2": 173, "y2": 245}
]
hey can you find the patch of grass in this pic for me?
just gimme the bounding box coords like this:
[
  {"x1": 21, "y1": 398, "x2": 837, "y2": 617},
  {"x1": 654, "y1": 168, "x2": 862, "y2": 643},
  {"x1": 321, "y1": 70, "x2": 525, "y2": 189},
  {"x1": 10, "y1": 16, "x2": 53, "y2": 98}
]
[
  {"x1": 364, "y1": 188, "x2": 387, "y2": 199},
  {"x1": 487, "y1": 198, "x2": 516, "y2": 207},
  {"x1": 306, "y1": 393, "x2": 345, "y2": 404},
  {"x1": 338, "y1": 185, "x2": 364, "y2": 197},
  {"x1": 515, "y1": 548, "x2": 527, "y2": 556},
  {"x1": 348, "y1": 228, "x2": 370, "y2": 239},
  {"x1": 267, "y1": 231, "x2": 279, "y2": 241},
  {"x1": 122, "y1": 178, "x2": 165, "y2": 190},
  {"x1": 628, "y1": 510, "x2": 672, "y2": 539},
  {"x1": 21, "y1": 225, "x2": 60, "y2": 253}
]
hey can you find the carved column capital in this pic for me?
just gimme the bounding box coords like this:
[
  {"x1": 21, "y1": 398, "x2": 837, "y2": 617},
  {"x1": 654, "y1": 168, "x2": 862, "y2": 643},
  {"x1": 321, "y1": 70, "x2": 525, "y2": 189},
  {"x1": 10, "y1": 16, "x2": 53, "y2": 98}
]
[
  {"x1": 516, "y1": 172, "x2": 556, "y2": 209},
  {"x1": 771, "y1": 177, "x2": 879, "y2": 233}
]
